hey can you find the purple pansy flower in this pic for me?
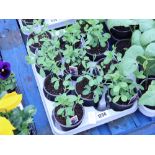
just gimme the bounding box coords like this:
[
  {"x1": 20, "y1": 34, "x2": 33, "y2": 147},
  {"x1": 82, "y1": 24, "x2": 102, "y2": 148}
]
[{"x1": 0, "y1": 61, "x2": 11, "y2": 80}]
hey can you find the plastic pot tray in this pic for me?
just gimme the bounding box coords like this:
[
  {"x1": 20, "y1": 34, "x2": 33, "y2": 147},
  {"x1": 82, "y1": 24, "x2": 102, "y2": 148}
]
[
  {"x1": 32, "y1": 65, "x2": 138, "y2": 135},
  {"x1": 18, "y1": 19, "x2": 76, "y2": 35}
]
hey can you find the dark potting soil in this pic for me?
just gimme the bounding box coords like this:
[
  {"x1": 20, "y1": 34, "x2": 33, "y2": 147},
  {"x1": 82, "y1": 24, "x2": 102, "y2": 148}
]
[
  {"x1": 76, "y1": 78, "x2": 95, "y2": 100},
  {"x1": 113, "y1": 26, "x2": 131, "y2": 32},
  {"x1": 116, "y1": 39, "x2": 131, "y2": 54},
  {"x1": 44, "y1": 75, "x2": 66, "y2": 95},
  {"x1": 65, "y1": 63, "x2": 85, "y2": 75},
  {"x1": 29, "y1": 32, "x2": 51, "y2": 49},
  {"x1": 55, "y1": 104, "x2": 83, "y2": 126},
  {"x1": 87, "y1": 42, "x2": 108, "y2": 55}
]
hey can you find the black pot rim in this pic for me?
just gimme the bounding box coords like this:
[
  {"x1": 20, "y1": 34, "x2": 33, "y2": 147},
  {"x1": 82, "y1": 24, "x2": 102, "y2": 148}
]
[
  {"x1": 53, "y1": 104, "x2": 85, "y2": 129},
  {"x1": 112, "y1": 26, "x2": 132, "y2": 33},
  {"x1": 140, "y1": 77, "x2": 155, "y2": 85},
  {"x1": 27, "y1": 31, "x2": 51, "y2": 49},
  {"x1": 86, "y1": 41, "x2": 109, "y2": 57},
  {"x1": 43, "y1": 74, "x2": 70, "y2": 97},
  {"x1": 106, "y1": 90, "x2": 138, "y2": 107},
  {"x1": 115, "y1": 38, "x2": 131, "y2": 47},
  {"x1": 75, "y1": 78, "x2": 103, "y2": 102}
]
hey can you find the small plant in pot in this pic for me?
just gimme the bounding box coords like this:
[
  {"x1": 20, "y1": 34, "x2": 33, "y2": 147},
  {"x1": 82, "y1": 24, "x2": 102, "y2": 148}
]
[
  {"x1": 94, "y1": 47, "x2": 122, "y2": 78},
  {"x1": 63, "y1": 44, "x2": 91, "y2": 80},
  {"x1": 106, "y1": 19, "x2": 138, "y2": 41},
  {"x1": 43, "y1": 63, "x2": 74, "y2": 101},
  {"x1": 53, "y1": 93, "x2": 84, "y2": 131},
  {"x1": 26, "y1": 25, "x2": 51, "y2": 54},
  {"x1": 138, "y1": 79, "x2": 155, "y2": 117},
  {"x1": 105, "y1": 70, "x2": 140, "y2": 111},
  {"x1": 61, "y1": 22, "x2": 83, "y2": 50},
  {"x1": 83, "y1": 21, "x2": 110, "y2": 61},
  {"x1": 26, "y1": 35, "x2": 62, "y2": 77},
  {"x1": 76, "y1": 70, "x2": 104, "y2": 107}
]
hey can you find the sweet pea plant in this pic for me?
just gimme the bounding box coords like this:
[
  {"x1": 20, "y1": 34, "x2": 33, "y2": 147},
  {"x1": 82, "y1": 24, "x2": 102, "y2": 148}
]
[
  {"x1": 63, "y1": 44, "x2": 91, "y2": 72},
  {"x1": 77, "y1": 70, "x2": 104, "y2": 103},
  {"x1": 63, "y1": 22, "x2": 83, "y2": 46},
  {"x1": 83, "y1": 20, "x2": 110, "y2": 49},
  {"x1": 27, "y1": 34, "x2": 62, "y2": 77},
  {"x1": 105, "y1": 69, "x2": 141, "y2": 104},
  {"x1": 54, "y1": 93, "x2": 83, "y2": 126}
]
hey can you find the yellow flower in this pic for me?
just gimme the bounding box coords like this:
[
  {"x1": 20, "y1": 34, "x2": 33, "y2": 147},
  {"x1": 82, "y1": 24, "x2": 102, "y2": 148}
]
[
  {"x1": 0, "y1": 92, "x2": 22, "y2": 112},
  {"x1": 0, "y1": 117, "x2": 15, "y2": 135}
]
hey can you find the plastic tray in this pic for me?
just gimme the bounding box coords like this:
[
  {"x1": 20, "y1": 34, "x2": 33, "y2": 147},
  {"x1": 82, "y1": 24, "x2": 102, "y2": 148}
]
[
  {"x1": 18, "y1": 19, "x2": 76, "y2": 35},
  {"x1": 32, "y1": 65, "x2": 138, "y2": 135}
]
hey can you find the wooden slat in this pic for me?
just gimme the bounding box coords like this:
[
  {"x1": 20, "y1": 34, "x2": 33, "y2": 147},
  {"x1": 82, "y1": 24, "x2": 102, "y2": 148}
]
[
  {"x1": 0, "y1": 19, "x2": 52, "y2": 135},
  {"x1": 107, "y1": 115, "x2": 137, "y2": 135}
]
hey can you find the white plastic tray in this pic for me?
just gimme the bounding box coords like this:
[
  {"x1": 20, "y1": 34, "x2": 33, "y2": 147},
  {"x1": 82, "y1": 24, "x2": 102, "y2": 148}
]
[
  {"x1": 32, "y1": 65, "x2": 138, "y2": 135},
  {"x1": 18, "y1": 19, "x2": 76, "y2": 35}
]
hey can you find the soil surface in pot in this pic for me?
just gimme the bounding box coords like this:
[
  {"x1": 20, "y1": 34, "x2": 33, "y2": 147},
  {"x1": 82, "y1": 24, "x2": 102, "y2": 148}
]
[
  {"x1": 44, "y1": 75, "x2": 66, "y2": 95},
  {"x1": 76, "y1": 78, "x2": 95, "y2": 100},
  {"x1": 87, "y1": 42, "x2": 108, "y2": 55},
  {"x1": 28, "y1": 32, "x2": 51, "y2": 49},
  {"x1": 55, "y1": 104, "x2": 83, "y2": 126},
  {"x1": 116, "y1": 39, "x2": 131, "y2": 54}
]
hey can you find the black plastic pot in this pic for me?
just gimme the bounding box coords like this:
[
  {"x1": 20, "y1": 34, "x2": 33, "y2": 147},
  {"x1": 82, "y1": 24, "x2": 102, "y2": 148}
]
[
  {"x1": 86, "y1": 42, "x2": 109, "y2": 61},
  {"x1": 27, "y1": 31, "x2": 51, "y2": 54},
  {"x1": 105, "y1": 91, "x2": 137, "y2": 111},
  {"x1": 110, "y1": 26, "x2": 132, "y2": 41},
  {"x1": 52, "y1": 104, "x2": 84, "y2": 131},
  {"x1": 43, "y1": 74, "x2": 71, "y2": 101},
  {"x1": 115, "y1": 39, "x2": 131, "y2": 55},
  {"x1": 75, "y1": 81, "x2": 101, "y2": 107},
  {"x1": 35, "y1": 64, "x2": 51, "y2": 77}
]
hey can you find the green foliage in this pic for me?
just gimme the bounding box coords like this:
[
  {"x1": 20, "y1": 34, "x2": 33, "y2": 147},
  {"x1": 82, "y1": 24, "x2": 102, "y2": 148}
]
[
  {"x1": 139, "y1": 80, "x2": 155, "y2": 107},
  {"x1": 63, "y1": 44, "x2": 90, "y2": 70},
  {"x1": 107, "y1": 19, "x2": 137, "y2": 29},
  {"x1": 84, "y1": 21, "x2": 110, "y2": 48},
  {"x1": 55, "y1": 94, "x2": 83, "y2": 126},
  {"x1": 0, "y1": 105, "x2": 36, "y2": 135},
  {"x1": 119, "y1": 45, "x2": 144, "y2": 76},
  {"x1": 0, "y1": 73, "x2": 16, "y2": 94},
  {"x1": 77, "y1": 72, "x2": 104, "y2": 103},
  {"x1": 140, "y1": 28, "x2": 155, "y2": 47},
  {"x1": 105, "y1": 70, "x2": 140, "y2": 103},
  {"x1": 137, "y1": 19, "x2": 155, "y2": 32},
  {"x1": 131, "y1": 30, "x2": 142, "y2": 45},
  {"x1": 51, "y1": 74, "x2": 74, "y2": 91},
  {"x1": 63, "y1": 22, "x2": 82, "y2": 46}
]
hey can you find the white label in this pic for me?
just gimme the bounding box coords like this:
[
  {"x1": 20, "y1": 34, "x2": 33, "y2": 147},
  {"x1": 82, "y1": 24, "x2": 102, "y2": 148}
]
[
  {"x1": 88, "y1": 112, "x2": 96, "y2": 124},
  {"x1": 96, "y1": 111, "x2": 109, "y2": 121}
]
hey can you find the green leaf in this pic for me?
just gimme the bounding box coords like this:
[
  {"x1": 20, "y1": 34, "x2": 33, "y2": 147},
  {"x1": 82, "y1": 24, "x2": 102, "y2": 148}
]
[
  {"x1": 113, "y1": 96, "x2": 120, "y2": 103},
  {"x1": 39, "y1": 68, "x2": 46, "y2": 77},
  {"x1": 57, "y1": 108, "x2": 64, "y2": 115},
  {"x1": 121, "y1": 95, "x2": 128, "y2": 102},
  {"x1": 139, "y1": 81, "x2": 155, "y2": 106},
  {"x1": 113, "y1": 85, "x2": 120, "y2": 93},
  {"x1": 82, "y1": 89, "x2": 90, "y2": 95}
]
